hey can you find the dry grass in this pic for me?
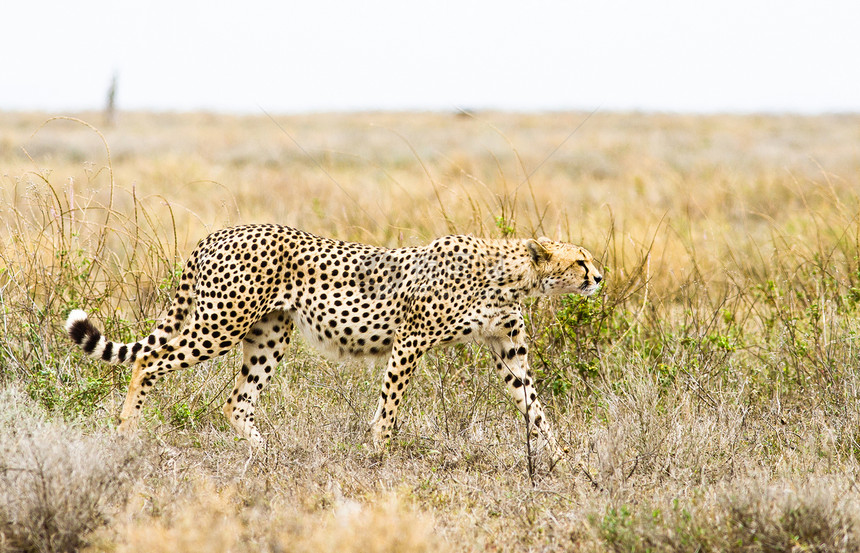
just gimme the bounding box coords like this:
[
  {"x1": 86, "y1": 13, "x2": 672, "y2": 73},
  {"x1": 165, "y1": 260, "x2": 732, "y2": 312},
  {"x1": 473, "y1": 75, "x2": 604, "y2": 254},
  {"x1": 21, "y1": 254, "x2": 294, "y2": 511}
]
[
  {"x1": 110, "y1": 481, "x2": 442, "y2": 553},
  {"x1": 0, "y1": 389, "x2": 140, "y2": 553},
  {"x1": 1, "y1": 110, "x2": 860, "y2": 551}
]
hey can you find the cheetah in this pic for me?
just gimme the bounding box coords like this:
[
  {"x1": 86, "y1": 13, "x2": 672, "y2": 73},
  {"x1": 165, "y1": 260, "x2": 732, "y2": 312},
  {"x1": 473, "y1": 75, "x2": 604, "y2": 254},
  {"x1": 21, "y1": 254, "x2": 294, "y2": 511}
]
[{"x1": 65, "y1": 224, "x2": 602, "y2": 460}]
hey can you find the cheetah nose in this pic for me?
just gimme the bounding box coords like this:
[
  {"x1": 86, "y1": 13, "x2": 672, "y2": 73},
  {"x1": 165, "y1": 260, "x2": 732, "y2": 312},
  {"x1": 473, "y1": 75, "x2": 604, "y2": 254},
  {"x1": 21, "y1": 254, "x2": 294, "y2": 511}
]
[{"x1": 594, "y1": 274, "x2": 603, "y2": 284}]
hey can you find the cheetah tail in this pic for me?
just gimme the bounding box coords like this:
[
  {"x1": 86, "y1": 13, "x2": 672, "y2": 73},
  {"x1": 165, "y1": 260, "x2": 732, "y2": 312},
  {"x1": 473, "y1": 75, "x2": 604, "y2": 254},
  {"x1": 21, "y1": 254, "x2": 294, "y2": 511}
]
[
  {"x1": 65, "y1": 309, "x2": 166, "y2": 365},
  {"x1": 65, "y1": 255, "x2": 198, "y2": 365}
]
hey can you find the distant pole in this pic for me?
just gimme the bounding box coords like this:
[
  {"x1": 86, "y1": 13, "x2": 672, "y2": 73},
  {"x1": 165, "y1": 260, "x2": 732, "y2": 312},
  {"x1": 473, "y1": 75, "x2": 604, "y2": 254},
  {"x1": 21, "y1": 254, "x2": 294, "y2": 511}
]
[{"x1": 104, "y1": 72, "x2": 118, "y2": 127}]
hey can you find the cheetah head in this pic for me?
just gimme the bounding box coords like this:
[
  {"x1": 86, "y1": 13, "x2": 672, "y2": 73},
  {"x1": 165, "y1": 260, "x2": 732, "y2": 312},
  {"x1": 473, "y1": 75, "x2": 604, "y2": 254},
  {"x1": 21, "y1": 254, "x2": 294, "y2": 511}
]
[{"x1": 527, "y1": 237, "x2": 603, "y2": 296}]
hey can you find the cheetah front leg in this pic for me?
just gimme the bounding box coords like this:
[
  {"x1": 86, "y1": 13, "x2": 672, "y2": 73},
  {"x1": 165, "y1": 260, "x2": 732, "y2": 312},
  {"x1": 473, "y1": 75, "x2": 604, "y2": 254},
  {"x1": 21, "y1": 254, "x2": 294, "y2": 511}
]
[
  {"x1": 369, "y1": 338, "x2": 426, "y2": 450},
  {"x1": 485, "y1": 335, "x2": 565, "y2": 464}
]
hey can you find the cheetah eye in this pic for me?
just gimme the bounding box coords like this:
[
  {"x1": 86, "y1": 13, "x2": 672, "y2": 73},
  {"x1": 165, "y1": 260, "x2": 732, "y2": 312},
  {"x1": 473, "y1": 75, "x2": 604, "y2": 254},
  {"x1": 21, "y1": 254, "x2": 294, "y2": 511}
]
[{"x1": 576, "y1": 260, "x2": 587, "y2": 268}]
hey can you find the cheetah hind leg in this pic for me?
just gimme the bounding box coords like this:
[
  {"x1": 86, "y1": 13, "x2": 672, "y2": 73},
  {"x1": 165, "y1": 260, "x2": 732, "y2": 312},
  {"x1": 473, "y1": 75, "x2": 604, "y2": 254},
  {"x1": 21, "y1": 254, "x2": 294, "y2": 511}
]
[
  {"x1": 117, "y1": 356, "x2": 147, "y2": 434},
  {"x1": 118, "y1": 323, "x2": 239, "y2": 435},
  {"x1": 118, "y1": 306, "x2": 249, "y2": 439},
  {"x1": 223, "y1": 311, "x2": 292, "y2": 447}
]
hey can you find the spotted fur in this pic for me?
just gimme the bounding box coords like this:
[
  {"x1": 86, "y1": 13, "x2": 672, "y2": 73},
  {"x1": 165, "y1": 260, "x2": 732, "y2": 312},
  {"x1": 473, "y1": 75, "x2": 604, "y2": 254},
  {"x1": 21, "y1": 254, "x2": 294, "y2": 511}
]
[{"x1": 65, "y1": 225, "x2": 602, "y2": 458}]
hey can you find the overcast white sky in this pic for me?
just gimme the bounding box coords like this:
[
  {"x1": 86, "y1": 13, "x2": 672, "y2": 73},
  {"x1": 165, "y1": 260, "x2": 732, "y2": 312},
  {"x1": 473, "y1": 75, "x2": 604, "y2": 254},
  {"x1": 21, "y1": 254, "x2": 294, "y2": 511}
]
[{"x1": 3, "y1": 0, "x2": 859, "y2": 114}]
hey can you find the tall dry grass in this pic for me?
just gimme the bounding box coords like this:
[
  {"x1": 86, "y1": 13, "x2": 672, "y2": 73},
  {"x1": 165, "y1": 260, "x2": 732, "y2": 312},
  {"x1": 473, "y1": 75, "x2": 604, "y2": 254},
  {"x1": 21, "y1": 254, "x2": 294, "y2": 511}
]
[{"x1": 1, "y1": 110, "x2": 860, "y2": 551}]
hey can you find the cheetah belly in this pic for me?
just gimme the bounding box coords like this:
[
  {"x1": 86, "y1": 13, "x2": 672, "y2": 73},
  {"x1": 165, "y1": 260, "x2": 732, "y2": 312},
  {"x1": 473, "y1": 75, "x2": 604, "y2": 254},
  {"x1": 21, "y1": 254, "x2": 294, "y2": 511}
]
[
  {"x1": 276, "y1": 247, "x2": 413, "y2": 363},
  {"x1": 289, "y1": 312, "x2": 396, "y2": 362},
  {"x1": 284, "y1": 275, "x2": 405, "y2": 362}
]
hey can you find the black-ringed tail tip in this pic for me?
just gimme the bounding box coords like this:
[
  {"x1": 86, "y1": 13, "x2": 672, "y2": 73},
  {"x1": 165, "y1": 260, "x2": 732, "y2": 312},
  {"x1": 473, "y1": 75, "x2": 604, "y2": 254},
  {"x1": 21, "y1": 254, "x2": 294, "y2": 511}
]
[
  {"x1": 66, "y1": 308, "x2": 150, "y2": 364},
  {"x1": 65, "y1": 309, "x2": 102, "y2": 354}
]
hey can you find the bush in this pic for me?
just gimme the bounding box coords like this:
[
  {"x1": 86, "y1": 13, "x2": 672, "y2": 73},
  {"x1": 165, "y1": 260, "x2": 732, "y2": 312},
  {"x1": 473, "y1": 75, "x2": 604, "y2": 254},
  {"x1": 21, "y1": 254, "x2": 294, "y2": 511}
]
[
  {"x1": 590, "y1": 477, "x2": 860, "y2": 553},
  {"x1": 0, "y1": 389, "x2": 141, "y2": 553}
]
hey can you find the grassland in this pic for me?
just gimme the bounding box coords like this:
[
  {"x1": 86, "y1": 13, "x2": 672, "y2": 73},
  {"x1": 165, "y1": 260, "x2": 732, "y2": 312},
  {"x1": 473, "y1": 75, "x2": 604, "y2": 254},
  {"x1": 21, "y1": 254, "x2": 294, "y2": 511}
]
[{"x1": 1, "y1": 110, "x2": 860, "y2": 552}]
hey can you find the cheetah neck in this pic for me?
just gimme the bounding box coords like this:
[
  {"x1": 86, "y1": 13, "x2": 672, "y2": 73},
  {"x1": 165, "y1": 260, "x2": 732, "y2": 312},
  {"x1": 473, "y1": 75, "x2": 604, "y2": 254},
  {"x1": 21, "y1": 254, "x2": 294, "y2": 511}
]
[{"x1": 484, "y1": 239, "x2": 542, "y2": 298}]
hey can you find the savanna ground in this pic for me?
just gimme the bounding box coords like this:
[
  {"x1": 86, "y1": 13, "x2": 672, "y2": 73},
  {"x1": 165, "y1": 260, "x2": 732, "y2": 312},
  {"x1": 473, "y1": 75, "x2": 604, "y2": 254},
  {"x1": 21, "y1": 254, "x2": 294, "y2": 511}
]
[{"x1": 1, "y1": 110, "x2": 860, "y2": 552}]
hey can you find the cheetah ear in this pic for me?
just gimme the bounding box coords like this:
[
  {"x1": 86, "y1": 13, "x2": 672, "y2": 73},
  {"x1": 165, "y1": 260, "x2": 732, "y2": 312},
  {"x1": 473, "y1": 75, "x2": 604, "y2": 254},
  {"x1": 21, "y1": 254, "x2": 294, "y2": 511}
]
[{"x1": 526, "y1": 239, "x2": 552, "y2": 265}]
